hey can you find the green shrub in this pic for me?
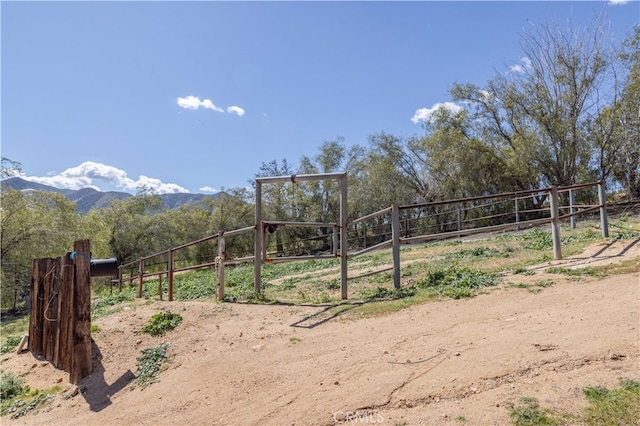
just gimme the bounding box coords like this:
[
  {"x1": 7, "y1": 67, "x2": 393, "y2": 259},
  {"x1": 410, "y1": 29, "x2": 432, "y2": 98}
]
[{"x1": 140, "y1": 311, "x2": 183, "y2": 336}]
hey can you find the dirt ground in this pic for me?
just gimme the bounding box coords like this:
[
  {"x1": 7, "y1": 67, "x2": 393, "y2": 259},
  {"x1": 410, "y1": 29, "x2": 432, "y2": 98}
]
[{"x1": 2, "y1": 238, "x2": 639, "y2": 426}]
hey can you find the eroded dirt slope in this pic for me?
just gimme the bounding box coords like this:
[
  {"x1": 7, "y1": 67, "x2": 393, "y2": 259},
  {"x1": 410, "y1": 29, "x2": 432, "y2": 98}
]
[{"x1": 2, "y1": 238, "x2": 639, "y2": 426}]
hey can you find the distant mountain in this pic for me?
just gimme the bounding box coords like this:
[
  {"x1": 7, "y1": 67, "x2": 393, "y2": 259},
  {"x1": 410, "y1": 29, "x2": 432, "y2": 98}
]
[{"x1": 1, "y1": 177, "x2": 222, "y2": 214}]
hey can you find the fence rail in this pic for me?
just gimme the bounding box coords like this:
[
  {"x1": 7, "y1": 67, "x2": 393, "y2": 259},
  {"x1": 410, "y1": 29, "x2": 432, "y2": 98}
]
[{"x1": 116, "y1": 180, "x2": 608, "y2": 300}]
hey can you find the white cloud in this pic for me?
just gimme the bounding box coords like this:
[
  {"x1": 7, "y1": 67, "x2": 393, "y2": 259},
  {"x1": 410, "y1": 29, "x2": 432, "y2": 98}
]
[
  {"x1": 177, "y1": 96, "x2": 224, "y2": 112},
  {"x1": 227, "y1": 106, "x2": 245, "y2": 116},
  {"x1": 411, "y1": 102, "x2": 463, "y2": 124},
  {"x1": 509, "y1": 57, "x2": 532, "y2": 74},
  {"x1": 509, "y1": 64, "x2": 525, "y2": 73},
  {"x1": 199, "y1": 186, "x2": 218, "y2": 193},
  {"x1": 23, "y1": 161, "x2": 189, "y2": 194},
  {"x1": 608, "y1": 0, "x2": 629, "y2": 5},
  {"x1": 177, "y1": 96, "x2": 245, "y2": 116}
]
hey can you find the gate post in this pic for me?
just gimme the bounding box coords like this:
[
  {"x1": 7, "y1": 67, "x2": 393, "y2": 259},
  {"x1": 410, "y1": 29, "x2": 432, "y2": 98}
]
[
  {"x1": 598, "y1": 181, "x2": 609, "y2": 238},
  {"x1": 340, "y1": 174, "x2": 348, "y2": 299},
  {"x1": 549, "y1": 186, "x2": 562, "y2": 260},
  {"x1": 217, "y1": 232, "x2": 225, "y2": 301},
  {"x1": 391, "y1": 204, "x2": 401, "y2": 289}
]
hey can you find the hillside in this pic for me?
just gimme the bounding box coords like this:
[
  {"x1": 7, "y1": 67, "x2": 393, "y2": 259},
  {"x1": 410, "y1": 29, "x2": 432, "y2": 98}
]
[
  {"x1": 1, "y1": 234, "x2": 638, "y2": 426},
  {"x1": 1, "y1": 177, "x2": 221, "y2": 213}
]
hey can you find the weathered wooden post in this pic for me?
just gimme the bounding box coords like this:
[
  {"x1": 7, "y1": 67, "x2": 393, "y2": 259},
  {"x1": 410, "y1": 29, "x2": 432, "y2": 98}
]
[
  {"x1": 168, "y1": 249, "x2": 174, "y2": 301},
  {"x1": 340, "y1": 174, "x2": 348, "y2": 300},
  {"x1": 598, "y1": 181, "x2": 609, "y2": 238},
  {"x1": 569, "y1": 189, "x2": 576, "y2": 229},
  {"x1": 391, "y1": 204, "x2": 401, "y2": 290},
  {"x1": 217, "y1": 232, "x2": 225, "y2": 301},
  {"x1": 70, "y1": 239, "x2": 92, "y2": 384},
  {"x1": 254, "y1": 180, "x2": 263, "y2": 294},
  {"x1": 137, "y1": 258, "x2": 144, "y2": 298},
  {"x1": 549, "y1": 186, "x2": 562, "y2": 260}
]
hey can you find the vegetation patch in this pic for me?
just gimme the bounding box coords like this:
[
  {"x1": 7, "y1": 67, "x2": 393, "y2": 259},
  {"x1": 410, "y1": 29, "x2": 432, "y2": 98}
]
[
  {"x1": 507, "y1": 396, "x2": 567, "y2": 425},
  {"x1": 0, "y1": 335, "x2": 23, "y2": 355},
  {"x1": 582, "y1": 379, "x2": 640, "y2": 425},
  {"x1": 141, "y1": 311, "x2": 183, "y2": 336},
  {"x1": 0, "y1": 371, "x2": 59, "y2": 419},
  {"x1": 135, "y1": 342, "x2": 170, "y2": 389},
  {"x1": 508, "y1": 379, "x2": 640, "y2": 426},
  {"x1": 91, "y1": 290, "x2": 135, "y2": 319},
  {"x1": 545, "y1": 266, "x2": 605, "y2": 278},
  {"x1": 416, "y1": 266, "x2": 501, "y2": 299}
]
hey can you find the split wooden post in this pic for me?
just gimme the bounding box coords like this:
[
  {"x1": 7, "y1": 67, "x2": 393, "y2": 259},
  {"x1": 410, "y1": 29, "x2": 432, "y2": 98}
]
[{"x1": 70, "y1": 239, "x2": 92, "y2": 384}]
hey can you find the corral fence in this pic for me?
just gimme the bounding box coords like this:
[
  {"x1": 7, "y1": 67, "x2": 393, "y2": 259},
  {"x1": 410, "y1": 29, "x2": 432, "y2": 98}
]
[{"x1": 117, "y1": 177, "x2": 609, "y2": 301}]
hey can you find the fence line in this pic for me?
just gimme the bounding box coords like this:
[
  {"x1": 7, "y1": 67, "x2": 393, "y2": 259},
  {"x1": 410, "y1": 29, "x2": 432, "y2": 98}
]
[{"x1": 116, "y1": 180, "x2": 608, "y2": 300}]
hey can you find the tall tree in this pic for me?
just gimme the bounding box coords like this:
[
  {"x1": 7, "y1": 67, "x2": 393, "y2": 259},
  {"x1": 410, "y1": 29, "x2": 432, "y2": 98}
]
[
  {"x1": 608, "y1": 26, "x2": 640, "y2": 198},
  {"x1": 1, "y1": 189, "x2": 80, "y2": 308},
  {"x1": 452, "y1": 15, "x2": 618, "y2": 188}
]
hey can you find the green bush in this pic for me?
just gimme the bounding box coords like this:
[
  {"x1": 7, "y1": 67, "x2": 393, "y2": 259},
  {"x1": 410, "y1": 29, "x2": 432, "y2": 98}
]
[{"x1": 140, "y1": 311, "x2": 183, "y2": 336}]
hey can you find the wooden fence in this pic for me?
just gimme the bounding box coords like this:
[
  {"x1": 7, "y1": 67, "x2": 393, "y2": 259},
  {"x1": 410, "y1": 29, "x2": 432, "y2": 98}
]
[
  {"x1": 116, "y1": 180, "x2": 609, "y2": 301},
  {"x1": 28, "y1": 240, "x2": 92, "y2": 384}
]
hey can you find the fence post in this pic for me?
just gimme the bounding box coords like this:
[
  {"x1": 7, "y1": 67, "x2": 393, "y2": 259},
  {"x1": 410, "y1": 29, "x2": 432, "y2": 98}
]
[
  {"x1": 340, "y1": 174, "x2": 348, "y2": 300},
  {"x1": 254, "y1": 181, "x2": 263, "y2": 294},
  {"x1": 168, "y1": 249, "x2": 174, "y2": 302},
  {"x1": 550, "y1": 186, "x2": 562, "y2": 260},
  {"x1": 391, "y1": 204, "x2": 401, "y2": 289},
  {"x1": 569, "y1": 189, "x2": 576, "y2": 229},
  {"x1": 217, "y1": 232, "x2": 225, "y2": 302},
  {"x1": 457, "y1": 208, "x2": 462, "y2": 232},
  {"x1": 137, "y1": 258, "x2": 144, "y2": 298},
  {"x1": 70, "y1": 239, "x2": 92, "y2": 384},
  {"x1": 598, "y1": 181, "x2": 609, "y2": 238}
]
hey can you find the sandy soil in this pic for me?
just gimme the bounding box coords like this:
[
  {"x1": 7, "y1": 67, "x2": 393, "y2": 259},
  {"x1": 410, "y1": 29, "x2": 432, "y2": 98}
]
[{"x1": 2, "y1": 238, "x2": 639, "y2": 426}]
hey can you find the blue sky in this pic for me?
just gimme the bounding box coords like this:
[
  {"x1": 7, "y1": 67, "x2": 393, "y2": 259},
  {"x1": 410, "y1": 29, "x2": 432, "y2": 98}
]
[{"x1": 2, "y1": 1, "x2": 638, "y2": 194}]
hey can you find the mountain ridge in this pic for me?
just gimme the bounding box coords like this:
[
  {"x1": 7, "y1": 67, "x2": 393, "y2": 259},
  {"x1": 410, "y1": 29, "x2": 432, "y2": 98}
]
[{"x1": 1, "y1": 177, "x2": 222, "y2": 214}]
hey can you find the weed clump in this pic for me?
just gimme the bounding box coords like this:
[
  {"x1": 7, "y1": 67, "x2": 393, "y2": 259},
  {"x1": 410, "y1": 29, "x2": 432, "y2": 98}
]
[
  {"x1": 141, "y1": 311, "x2": 183, "y2": 336},
  {"x1": 135, "y1": 342, "x2": 170, "y2": 389}
]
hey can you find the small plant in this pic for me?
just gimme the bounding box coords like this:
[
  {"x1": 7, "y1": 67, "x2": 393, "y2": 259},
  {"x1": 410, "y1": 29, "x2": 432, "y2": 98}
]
[
  {"x1": 513, "y1": 268, "x2": 535, "y2": 276},
  {"x1": 135, "y1": 342, "x2": 170, "y2": 389},
  {"x1": 0, "y1": 372, "x2": 58, "y2": 419},
  {"x1": 0, "y1": 371, "x2": 23, "y2": 400},
  {"x1": 358, "y1": 286, "x2": 415, "y2": 301},
  {"x1": 416, "y1": 266, "x2": 500, "y2": 299},
  {"x1": 289, "y1": 336, "x2": 302, "y2": 344},
  {"x1": 535, "y1": 279, "x2": 554, "y2": 288},
  {"x1": 0, "y1": 335, "x2": 23, "y2": 355},
  {"x1": 140, "y1": 310, "x2": 183, "y2": 336},
  {"x1": 546, "y1": 266, "x2": 605, "y2": 278},
  {"x1": 582, "y1": 379, "x2": 640, "y2": 425},
  {"x1": 507, "y1": 396, "x2": 561, "y2": 425}
]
